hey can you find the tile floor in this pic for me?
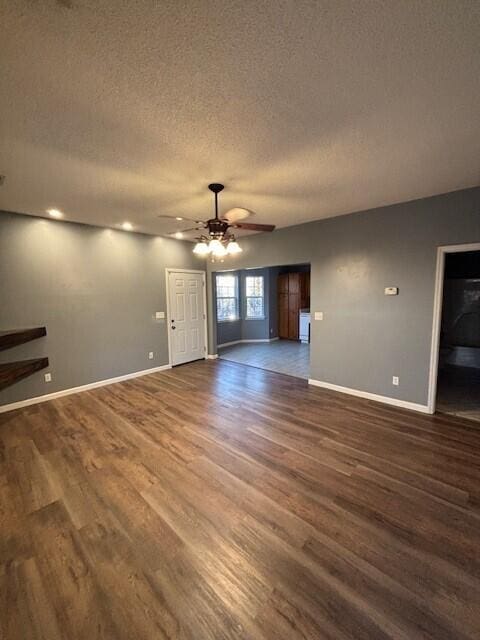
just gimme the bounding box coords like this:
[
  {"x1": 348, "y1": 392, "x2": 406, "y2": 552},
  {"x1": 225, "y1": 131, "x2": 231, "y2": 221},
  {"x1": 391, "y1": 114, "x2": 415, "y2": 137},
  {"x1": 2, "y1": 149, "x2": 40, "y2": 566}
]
[{"x1": 218, "y1": 339, "x2": 310, "y2": 379}]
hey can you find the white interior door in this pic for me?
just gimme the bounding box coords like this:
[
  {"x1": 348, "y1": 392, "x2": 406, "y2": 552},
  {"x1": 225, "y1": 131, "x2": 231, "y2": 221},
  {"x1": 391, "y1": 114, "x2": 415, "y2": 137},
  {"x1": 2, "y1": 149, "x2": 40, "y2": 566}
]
[{"x1": 168, "y1": 270, "x2": 206, "y2": 366}]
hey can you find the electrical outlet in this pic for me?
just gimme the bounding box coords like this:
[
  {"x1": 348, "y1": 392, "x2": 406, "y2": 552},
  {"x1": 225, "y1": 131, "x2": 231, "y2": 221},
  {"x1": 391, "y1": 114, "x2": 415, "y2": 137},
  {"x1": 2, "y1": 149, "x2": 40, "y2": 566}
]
[
  {"x1": 44, "y1": 373, "x2": 52, "y2": 383},
  {"x1": 148, "y1": 352, "x2": 154, "y2": 360},
  {"x1": 392, "y1": 376, "x2": 399, "y2": 386}
]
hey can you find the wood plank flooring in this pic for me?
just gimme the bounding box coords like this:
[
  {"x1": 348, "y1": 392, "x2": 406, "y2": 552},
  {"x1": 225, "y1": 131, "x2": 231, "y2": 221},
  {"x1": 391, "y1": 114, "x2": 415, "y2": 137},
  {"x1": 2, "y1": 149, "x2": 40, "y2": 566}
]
[{"x1": 2, "y1": 359, "x2": 480, "y2": 639}]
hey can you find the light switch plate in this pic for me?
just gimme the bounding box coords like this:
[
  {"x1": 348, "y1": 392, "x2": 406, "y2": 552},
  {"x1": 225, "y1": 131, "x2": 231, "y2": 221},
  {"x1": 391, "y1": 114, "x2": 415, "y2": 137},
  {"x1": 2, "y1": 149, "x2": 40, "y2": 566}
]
[
  {"x1": 314, "y1": 311, "x2": 323, "y2": 321},
  {"x1": 155, "y1": 311, "x2": 165, "y2": 319}
]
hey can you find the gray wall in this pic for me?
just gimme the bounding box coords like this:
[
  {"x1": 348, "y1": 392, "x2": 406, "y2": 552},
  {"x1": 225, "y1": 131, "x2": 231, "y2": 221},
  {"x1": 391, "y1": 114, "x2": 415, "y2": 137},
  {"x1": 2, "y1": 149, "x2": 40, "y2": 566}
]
[
  {"x1": 0, "y1": 212, "x2": 201, "y2": 406},
  {"x1": 216, "y1": 319, "x2": 242, "y2": 345},
  {"x1": 207, "y1": 187, "x2": 480, "y2": 407}
]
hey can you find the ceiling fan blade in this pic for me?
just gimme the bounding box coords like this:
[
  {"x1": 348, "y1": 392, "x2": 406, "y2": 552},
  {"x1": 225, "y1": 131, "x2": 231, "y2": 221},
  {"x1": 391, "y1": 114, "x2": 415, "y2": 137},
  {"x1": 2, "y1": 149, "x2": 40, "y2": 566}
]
[
  {"x1": 233, "y1": 222, "x2": 276, "y2": 232},
  {"x1": 222, "y1": 207, "x2": 253, "y2": 223},
  {"x1": 167, "y1": 225, "x2": 205, "y2": 235},
  {"x1": 158, "y1": 215, "x2": 206, "y2": 224}
]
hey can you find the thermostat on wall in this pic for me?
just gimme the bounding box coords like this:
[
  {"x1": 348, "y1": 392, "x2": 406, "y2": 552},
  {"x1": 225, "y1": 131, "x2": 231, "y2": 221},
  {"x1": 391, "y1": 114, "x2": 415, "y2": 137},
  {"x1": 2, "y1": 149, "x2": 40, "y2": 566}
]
[{"x1": 384, "y1": 287, "x2": 399, "y2": 296}]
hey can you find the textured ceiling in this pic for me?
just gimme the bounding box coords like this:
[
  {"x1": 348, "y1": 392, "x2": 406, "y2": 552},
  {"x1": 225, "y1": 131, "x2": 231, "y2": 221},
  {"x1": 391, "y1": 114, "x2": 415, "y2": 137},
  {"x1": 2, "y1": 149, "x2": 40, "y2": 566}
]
[{"x1": 1, "y1": 1, "x2": 479, "y2": 239}]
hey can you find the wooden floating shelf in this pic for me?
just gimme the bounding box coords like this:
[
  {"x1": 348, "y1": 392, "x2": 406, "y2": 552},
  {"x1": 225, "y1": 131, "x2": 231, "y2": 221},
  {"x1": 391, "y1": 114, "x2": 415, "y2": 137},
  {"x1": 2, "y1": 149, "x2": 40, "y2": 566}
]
[
  {"x1": 0, "y1": 358, "x2": 49, "y2": 391},
  {"x1": 0, "y1": 327, "x2": 47, "y2": 351}
]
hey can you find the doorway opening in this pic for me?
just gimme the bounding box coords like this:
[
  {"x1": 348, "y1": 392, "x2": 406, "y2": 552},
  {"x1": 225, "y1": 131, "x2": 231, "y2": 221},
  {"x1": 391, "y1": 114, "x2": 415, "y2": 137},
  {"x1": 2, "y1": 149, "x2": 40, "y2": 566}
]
[
  {"x1": 435, "y1": 249, "x2": 480, "y2": 421},
  {"x1": 214, "y1": 264, "x2": 310, "y2": 379}
]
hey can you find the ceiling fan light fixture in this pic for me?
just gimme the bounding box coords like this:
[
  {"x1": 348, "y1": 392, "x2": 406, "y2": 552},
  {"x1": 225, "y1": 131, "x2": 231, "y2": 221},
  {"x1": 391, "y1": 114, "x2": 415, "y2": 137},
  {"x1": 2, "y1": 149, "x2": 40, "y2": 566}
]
[
  {"x1": 193, "y1": 241, "x2": 210, "y2": 255},
  {"x1": 190, "y1": 183, "x2": 272, "y2": 258},
  {"x1": 226, "y1": 239, "x2": 242, "y2": 254},
  {"x1": 214, "y1": 246, "x2": 228, "y2": 258},
  {"x1": 209, "y1": 238, "x2": 227, "y2": 256}
]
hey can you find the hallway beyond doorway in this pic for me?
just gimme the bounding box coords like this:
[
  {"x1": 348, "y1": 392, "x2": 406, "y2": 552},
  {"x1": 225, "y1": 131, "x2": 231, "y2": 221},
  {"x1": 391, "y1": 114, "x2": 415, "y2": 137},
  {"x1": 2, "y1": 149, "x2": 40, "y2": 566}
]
[{"x1": 436, "y1": 365, "x2": 480, "y2": 422}]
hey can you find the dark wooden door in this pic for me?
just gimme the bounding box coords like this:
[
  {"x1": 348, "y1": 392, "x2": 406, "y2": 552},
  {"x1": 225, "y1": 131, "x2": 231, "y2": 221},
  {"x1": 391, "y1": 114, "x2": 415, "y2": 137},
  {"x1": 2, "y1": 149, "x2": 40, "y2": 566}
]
[
  {"x1": 288, "y1": 304, "x2": 299, "y2": 339},
  {"x1": 300, "y1": 272, "x2": 310, "y2": 308},
  {"x1": 287, "y1": 273, "x2": 300, "y2": 339},
  {"x1": 278, "y1": 272, "x2": 310, "y2": 341},
  {"x1": 278, "y1": 274, "x2": 290, "y2": 338},
  {"x1": 279, "y1": 292, "x2": 289, "y2": 338},
  {"x1": 278, "y1": 273, "x2": 302, "y2": 340},
  {"x1": 278, "y1": 274, "x2": 289, "y2": 293}
]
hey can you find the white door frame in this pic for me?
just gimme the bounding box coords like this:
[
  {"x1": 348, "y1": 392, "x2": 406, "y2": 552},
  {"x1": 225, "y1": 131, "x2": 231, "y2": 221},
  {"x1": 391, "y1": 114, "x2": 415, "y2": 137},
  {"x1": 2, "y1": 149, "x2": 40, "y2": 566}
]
[
  {"x1": 165, "y1": 268, "x2": 208, "y2": 366},
  {"x1": 427, "y1": 242, "x2": 480, "y2": 413}
]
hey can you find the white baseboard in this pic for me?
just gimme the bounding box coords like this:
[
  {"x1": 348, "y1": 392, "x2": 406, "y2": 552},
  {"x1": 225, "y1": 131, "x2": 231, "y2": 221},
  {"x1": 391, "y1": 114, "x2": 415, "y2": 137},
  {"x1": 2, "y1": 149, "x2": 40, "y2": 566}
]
[
  {"x1": 218, "y1": 337, "x2": 279, "y2": 348},
  {"x1": 308, "y1": 378, "x2": 431, "y2": 414},
  {"x1": 206, "y1": 354, "x2": 218, "y2": 359},
  {"x1": 0, "y1": 364, "x2": 172, "y2": 414}
]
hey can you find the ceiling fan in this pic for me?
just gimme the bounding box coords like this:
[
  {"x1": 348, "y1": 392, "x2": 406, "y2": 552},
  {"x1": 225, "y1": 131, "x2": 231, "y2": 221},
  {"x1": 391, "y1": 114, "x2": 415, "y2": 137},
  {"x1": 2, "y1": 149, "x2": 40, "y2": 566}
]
[{"x1": 159, "y1": 183, "x2": 275, "y2": 258}]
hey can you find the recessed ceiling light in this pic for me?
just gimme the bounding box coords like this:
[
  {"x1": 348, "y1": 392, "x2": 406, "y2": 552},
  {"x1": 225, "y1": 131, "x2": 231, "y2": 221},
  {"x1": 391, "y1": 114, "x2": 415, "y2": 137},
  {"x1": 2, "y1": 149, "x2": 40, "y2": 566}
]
[
  {"x1": 174, "y1": 232, "x2": 183, "y2": 239},
  {"x1": 175, "y1": 217, "x2": 183, "y2": 221},
  {"x1": 122, "y1": 222, "x2": 133, "y2": 231},
  {"x1": 47, "y1": 208, "x2": 63, "y2": 219}
]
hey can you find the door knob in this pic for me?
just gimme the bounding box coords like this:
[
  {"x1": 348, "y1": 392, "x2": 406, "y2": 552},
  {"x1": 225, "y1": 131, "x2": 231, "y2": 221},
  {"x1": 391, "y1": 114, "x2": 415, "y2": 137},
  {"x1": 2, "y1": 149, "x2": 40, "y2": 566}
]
[{"x1": 172, "y1": 326, "x2": 176, "y2": 330}]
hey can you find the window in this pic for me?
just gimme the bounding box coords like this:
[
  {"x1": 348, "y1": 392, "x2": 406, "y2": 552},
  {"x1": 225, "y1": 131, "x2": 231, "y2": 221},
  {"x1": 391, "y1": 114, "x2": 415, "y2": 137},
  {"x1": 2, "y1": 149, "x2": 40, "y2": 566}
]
[
  {"x1": 216, "y1": 274, "x2": 239, "y2": 321},
  {"x1": 245, "y1": 275, "x2": 265, "y2": 319}
]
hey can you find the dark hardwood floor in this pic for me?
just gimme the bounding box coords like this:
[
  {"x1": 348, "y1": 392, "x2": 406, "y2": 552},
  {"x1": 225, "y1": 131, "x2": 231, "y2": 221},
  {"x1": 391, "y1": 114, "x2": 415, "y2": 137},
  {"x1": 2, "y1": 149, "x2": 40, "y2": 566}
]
[{"x1": 2, "y1": 359, "x2": 480, "y2": 639}]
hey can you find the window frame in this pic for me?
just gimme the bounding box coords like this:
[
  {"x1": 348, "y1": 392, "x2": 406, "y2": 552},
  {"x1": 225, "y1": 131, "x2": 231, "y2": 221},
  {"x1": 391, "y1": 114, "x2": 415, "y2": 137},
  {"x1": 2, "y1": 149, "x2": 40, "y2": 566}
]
[
  {"x1": 245, "y1": 275, "x2": 265, "y2": 320},
  {"x1": 216, "y1": 273, "x2": 240, "y2": 322}
]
